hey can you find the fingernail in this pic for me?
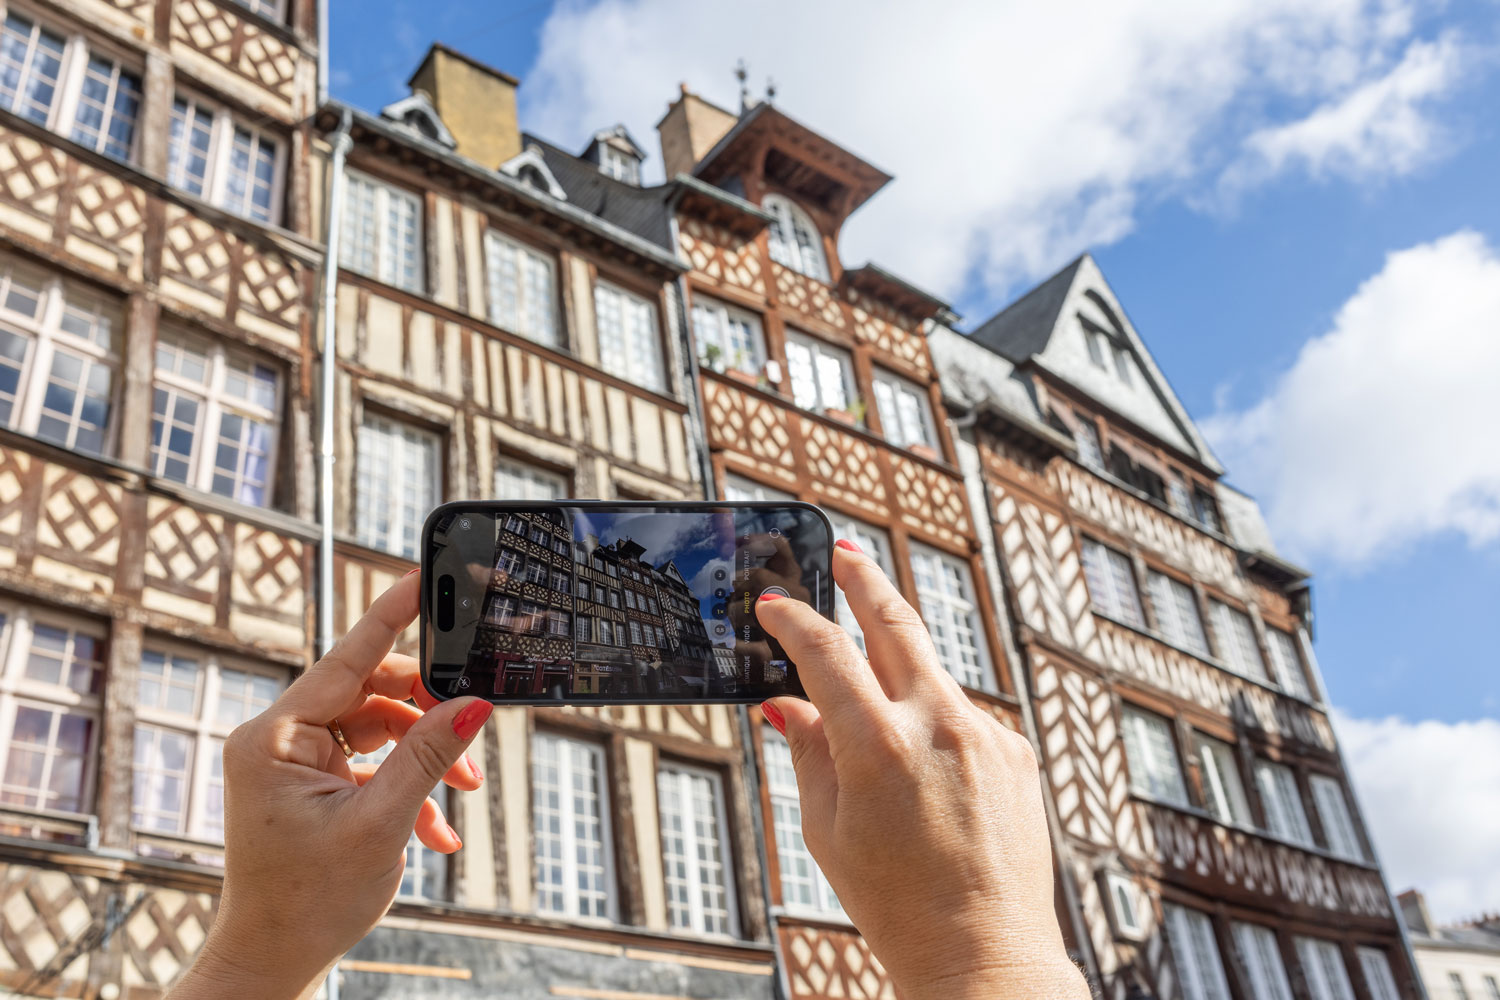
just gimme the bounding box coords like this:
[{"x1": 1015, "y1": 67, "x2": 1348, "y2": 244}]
[
  {"x1": 446, "y1": 823, "x2": 461, "y2": 848},
  {"x1": 761, "y1": 701, "x2": 786, "y2": 735},
  {"x1": 466, "y1": 754, "x2": 483, "y2": 782},
  {"x1": 758, "y1": 592, "x2": 784, "y2": 602},
  {"x1": 835, "y1": 539, "x2": 862, "y2": 553},
  {"x1": 403, "y1": 567, "x2": 419, "y2": 578},
  {"x1": 452, "y1": 700, "x2": 493, "y2": 741}
]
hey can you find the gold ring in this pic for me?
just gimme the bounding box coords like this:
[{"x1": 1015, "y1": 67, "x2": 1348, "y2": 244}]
[{"x1": 327, "y1": 719, "x2": 356, "y2": 759}]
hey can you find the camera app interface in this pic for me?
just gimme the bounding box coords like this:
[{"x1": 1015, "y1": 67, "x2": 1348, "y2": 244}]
[{"x1": 425, "y1": 505, "x2": 829, "y2": 702}]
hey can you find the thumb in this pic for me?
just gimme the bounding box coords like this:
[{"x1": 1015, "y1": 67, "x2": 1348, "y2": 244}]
[
  {"x1": 360, "y1": 698, "x2": 492, "y2": 839},
  {"x1": 764, "y1": 698, "x2": 839, "y2": 846}
]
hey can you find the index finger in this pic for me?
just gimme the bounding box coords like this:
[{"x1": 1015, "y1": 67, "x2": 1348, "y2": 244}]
[
  {"x1": 754, "y1": 596, "x2": 888, "y2": 736},
  {"x1": 277, "y1": 571, "x2": 421, "y2": 723}
]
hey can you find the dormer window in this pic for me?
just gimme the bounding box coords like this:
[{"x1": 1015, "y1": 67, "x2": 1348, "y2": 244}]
[
  {"x1": 764, "y1": 195, "x2": 828, "y2": 282},
  {"x1": 600, "y1": 145, "x2": 640, "y2": 185}
]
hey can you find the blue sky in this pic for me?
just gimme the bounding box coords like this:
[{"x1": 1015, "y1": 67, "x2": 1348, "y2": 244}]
[{"x1": 330, "y1": 0, "x2": 1500, "y2": 918}]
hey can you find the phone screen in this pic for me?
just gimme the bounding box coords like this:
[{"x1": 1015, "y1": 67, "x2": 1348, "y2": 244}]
[{"x1": 420, "y1": 502, "x2": 832, "y2": 704}]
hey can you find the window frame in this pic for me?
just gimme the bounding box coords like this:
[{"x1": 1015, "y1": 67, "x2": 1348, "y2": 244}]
[
  {"x1": 1147, "y1": 569, "x2": 1210, "y2": 658},
  {"x1": 1080, "y1": 537, "x2": 1145, "y2": 628},
  {"x1": 763, "y1": 194, "x2": 829, "y2": 282},
  {"x1": 908, "y1": 540, "x2": 993, "y2": 691},
  {"x1": 1164, "y1": 902, "x2": 1232, "y2": 1000},
  {"x1": 230, "y1": 0, "x2": 288, "y2": 23},
  {"x1": 0, "y1": 10, "x2": 143, "y2": 163},
  {"x1": 1120, "y1": 704, "x2": 1189, "y2": 806},
  {"x1": 1355, "y1": 947, "x2": 1401, "y2": 1000},
  {"x1": 763, "y1": 727, "x2": 844, "y2": 919},
  {"x1": 167, "y1": 91, "x2": 286, "y2": 225},
  {"x1": 494, "y1": 454, "x2": 567, "y2": 501},
  {"x1": 1308, "y1": 772, "x2": 1364, "y2": 860},
  {"x1": 340, "y1": 168, "x2": 424, "y2": 293},
  {"x1": 484, "y1": 229, "x2": 559, "y2": 347},
  {"x1": 1194, "y1": 731, "x2": 1252, "y2": 827},
  {"x1": 871, "y1": 366, "x2": 938, "y2": 450},
  {"x1": 354, "y1": 410, "x2": 442, "y2": 560},
  {"x1": 783, "y1": 327, "x2": 857, "y2": 419},
  {"x1": 352, "y1": 738, "x2": 450, "y2": 901},
  {"x1": 0, "y1": 604, "x2": 105, "y2": 819},
  {"x1": 150, "y1": 329, "x2": 282, "y2": 507},
  {"x1": 1253, "y1": 758, "x2": 1314, "y2": 847},
  {"x1": 824, "y1": 511, "x2": 893, "y2": 655},
  {"x1": 1232, "y1": 921, "x2": 1294, "y2": 1000},
  {"x1": 657, "y1": 761, "x2": 739, "y2": 938},
  {"x1": 691, "y1": 295, "x2": 766, "y2": 377},
  {"x1": 1295, "y1": 936, "x2": 1357, "y2": 1000},
  {"x1": 531, "y1": 731, "x2": 616, "y2": 922},
  {"x1": 1266, "y1": 626, "x2": 1313, "y2": 700},
  {"x1": 131, "y1": 643, "x2": 286, "y2": 843},
  {"x1": 593, "y1": 280, "x2": 665, "y2": 393},
  {"x1": 0, "y1": 257, "x2": 119, "y2": 456},
  {"x1": 1209, "y1": 600, "x2": 1268, "y2": 682}
]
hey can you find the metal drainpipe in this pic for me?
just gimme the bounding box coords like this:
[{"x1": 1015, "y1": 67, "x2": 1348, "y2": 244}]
[
  {"x1": 316, "y1": 108, "x2": 352, "y2": 1000},
  {"x1": 666, "y1": 209, "x2": 789, "y2": 999},
  {"x1": 950, "y1": 405, "x2": 1102, "y2": 990}
]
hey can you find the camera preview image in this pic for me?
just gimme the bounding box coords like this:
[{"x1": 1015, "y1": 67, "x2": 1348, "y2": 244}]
[{"x1": 437, "y1": 508, "x2": 814, "y2": 699}]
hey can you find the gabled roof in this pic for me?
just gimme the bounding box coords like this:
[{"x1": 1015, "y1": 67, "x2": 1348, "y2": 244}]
[
  {"x1": 967, "y1": 253, "x2": 1223, "y2": 475},
  {"x1": 524, "y1": 133, "x2": 676, "y2": 250},
  {"x1": 499, "y1": 145, "x2": 568, "y2": 201},
  {"x1": 584, "y1": 124, "x2": 647, "y2": 162},
  {"x1": 379, "y1": 92, "x2": 456, "y2": 149}
]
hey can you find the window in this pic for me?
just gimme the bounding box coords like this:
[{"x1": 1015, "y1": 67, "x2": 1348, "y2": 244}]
[
  {"x1": 764, "y1": 728, "x2": 841, "y2": 915},
  {"x1": 628, "y1": 621, "x2": 643, "y2": 646},
  {"x1": 340, "y1": 170, "x2": 422, "y2": 293},
  {"x1": 1168, "y1": 474, "x2": 1193, "y2": 518},
  {"x1": 1294, "y1": 937, "x2": 1356, "y2": 1000},
  {"x1": 231, "y1": 0, "x2": 286, "y2": 22},
  {"x1": 598, "y1": 620, "x2": 614, "y2": 646},
  {"x1": 355, "y1": 413, "x2": 440, "y2": 559},
  {"x1": 485, "y1": 231, "x2": 557, "y2": 346},
  {"x1": 1112, "y1": 344, "x2": 1133, "y2": 385},
  {"x1": 764, "y1": 195, "x2": 829, "y2": 282},
  {"x1": 1254, "y1": 759, "x2": 1313, "y2": 846},
  {"x1": 1121, "y1": 706, "x2": 1188, "y2": 806},
  {"x1": 0, "y1": 13, "x2": 141, "y2": 162},
  {"x1": 1084, "y1": 328, "x2": 1107, "y2": 369},
  {"x1": 551, "y1": 571, "x2": 570, "y2": 594},
  {"x1": 784, "y1": 329, "x2": 856, "y2": 418},
  {"x1": 1073, "y1": 418, "x2": 1104, "y2": 471},
  {"x1": 1210, "y1": 602, "x2": 1268, "y2": 681},
  {"x1": 600, "y1": 145, "x2": 639, "y2": 184},
  {"x1": 1232, "y1": 922, "x2": 1293, "y2": 1000},
  {"x1": 692, "y1": 297, "x2": 764, "y2": 376},
  {"x1": 909, "y1": 542, "x2": 990, "y2": 690},
  {"x1": 483, "y1": 596, "x2": 515, "y2": 627},
  {"x1": 1309, "y1": 774, "x2": 1363, "y2": 860},
  {"x1": 657, "y1": 764, "x2": 737, "y2": 937},
  {"x1": 594, "y1": 283, "x2": 663, "y2": 392},
  {"x1": 1193, "y1": 488, "x2": 1222, "y2": 532},
  {"x1": 168, "y1": 95, "x2": 283, "y2": 223},
  {"x1": 0, "y1": 611, "x2": 103, "y2": 815},
  {"x1": 132, "y1": 648, "x2": 283, "y2": 841},
  {"x1": 1485, "y1": 976, "x2": 1500, "y2": 1000},
  {"x1": 0, "y1": 260, "x2": 118, "y2": 456},
  {"x1": 623, "y1": 590, "x2": 636, "y2": 611},
  {"x1": 151, "y1": 334, "x2": 281, "y2": 506},
  {"x1": 872, "y1": 369, "x2": 937, "y2": 450},
  {"x1": 1266, "y1": 627, "x2": 1312, "y2": 700},
  {"x1": 1164, "y1": 903, "x2": 1231, "y2": 1000},
  {"x1": 1451, "y1": 975, "x2": 1473, "y2": 1000},
  {"x1": 823, "y1": 513, "x2": 892, "y2": 655},
  {"x1": 353, "y1": 739, "x2": 447, "y2": 900},
  {"x1": 1080, "y1": 538, "x2": 1144, "y2": 628},
  {"x1": 1148, "y1": 571, "x2": 1209, "y2": 657},
  {"x1": 722, "y1": 474, "x2": 794, "y2": 504},
  {"x1": 524, "y1": 561, "x2": 547, "y2": 585},
  {"x1": 1194, "y1": 732, "x2": 1251, "y2": 826},
  {"x1": 1104, "y1": 872, "x2": 1144, "y2": 938},
  {"x1": 574, "y1": 615, "x2": 592, "y2": 642},
  {"x1": 532, "y1": 733, "x2": 614, "y2": 920},
  {"x1": 1355, "y1": 948, "x2": 1400, "y2": 1000}
]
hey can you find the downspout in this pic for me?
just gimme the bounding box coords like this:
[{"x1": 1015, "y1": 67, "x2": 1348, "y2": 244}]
[
  {"x1": 318, "y1": 109, "x2": 351, "y2": 658},
  {"x1": 666, "y1": 207, "x2": 789, "y2": 999},
  {"x1": 950, "y1": 405, "x2": 1102, "y2": 990},
  {"x1": 316, "y1": 106, "x2": 351, "y2": 1000},
  {"x1": 316, "y1": 0, "x2": 329, "y2": 105}
]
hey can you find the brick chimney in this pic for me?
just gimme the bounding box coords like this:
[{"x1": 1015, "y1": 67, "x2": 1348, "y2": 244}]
[
  {"x1": 408, "y1": 43, "x2": 521, "y2": 167},
  {"x1": 1398, "y1": 889, "x2": 1435, "y2": 936},
  {"x1": 656, "y1": 84, "x2": 738, "y2": 179}
]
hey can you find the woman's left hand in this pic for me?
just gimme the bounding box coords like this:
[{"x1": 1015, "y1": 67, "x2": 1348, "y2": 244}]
[{"x1": 168, "y1": 572, "x2": 493, "y2": 1000}]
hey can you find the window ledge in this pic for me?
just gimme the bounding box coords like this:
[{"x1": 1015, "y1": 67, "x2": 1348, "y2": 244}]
[
  {"x1": 1092, "y1": 609, "x2": 1327, "y2": 712},
  {"x1": 1130, "y1": 793, "x2": 1377, "y2": 870},
  {"x1": 774, "y1": 906, "x2": 857, "y2": 931}
]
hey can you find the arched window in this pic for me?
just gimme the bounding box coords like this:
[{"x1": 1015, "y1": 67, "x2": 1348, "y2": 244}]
[{"x1": 764, "y1": 194, "x2": 829, "y2": 282}]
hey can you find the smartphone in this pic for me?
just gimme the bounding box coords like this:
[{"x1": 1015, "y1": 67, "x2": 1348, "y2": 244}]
[{"x1": 419, "y1": 501, "x2": 834, "y2": 705}]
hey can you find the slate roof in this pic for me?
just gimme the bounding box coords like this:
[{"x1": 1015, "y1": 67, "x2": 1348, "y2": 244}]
[
  {"x1": 524, "y1": 133, "x2": 676, "y2": 251},
  {"x1": 968, "y1": 255, "x2": 1085, "y2": 362}
]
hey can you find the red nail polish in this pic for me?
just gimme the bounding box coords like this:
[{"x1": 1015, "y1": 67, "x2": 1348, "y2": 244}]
[
  {"x1": 758, "y1": 592, "x2": 784, "y2": 602},
  {"x1": 452, "y1": 700, "x2": 493, "y2": 740},
  {"x1": 761, "y1": 701, "x2": 787, "y2": 735},
  {"x1": 403, "y1": 567, "x2": 419, "y2": 578},
  {"x1": 835, "y1": 539, "x2": 862, "y2": 553},
  {"x1": 446, "y1": 823, "x2": 461, "y2": 847},
  {"x1": 467, "y1": 754, "x2": 483, "y2": 782}
]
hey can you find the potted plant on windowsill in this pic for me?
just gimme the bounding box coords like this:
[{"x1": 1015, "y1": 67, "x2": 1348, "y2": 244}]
[
  {"x1": 825, "y1": 396, "x2": 866, "y2": 428},
  {"x1": 702, "y1": 343, "x2": 724, "y2": 374}
]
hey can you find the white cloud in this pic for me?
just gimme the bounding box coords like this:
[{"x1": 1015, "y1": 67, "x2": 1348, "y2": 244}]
[
  {"x1": 1334, "y1": 710, "x2": 1500, "y2": 924},
  {"x1": 1202, "y1": 230, "x2": 1500, "y2": 568},
  {"x1": 518, "y1": 0, "x2": 1469, "y2": 301},
  {"x1": 1226, "y1": 33, "x2": 1463, "y2": 188}
]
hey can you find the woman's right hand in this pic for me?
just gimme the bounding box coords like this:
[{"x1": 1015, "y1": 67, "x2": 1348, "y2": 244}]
[{"x1": 757, "y1": 542, "x2": 1090, "y2": 1000}]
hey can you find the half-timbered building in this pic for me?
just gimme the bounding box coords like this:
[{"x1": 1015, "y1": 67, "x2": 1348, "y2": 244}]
[
  {"x1": 308, "y1": 45, "x2": 777, "y2": 997},
  {"x1": 0, "y1": 0, "x2": 321, "y2": 992},
  {"x1": 655, "y1": 85, "x2": 1037, "y2": 1000},
  {"x1": 931, "y1": 254, "x2": 1422, "y2": 1000}
]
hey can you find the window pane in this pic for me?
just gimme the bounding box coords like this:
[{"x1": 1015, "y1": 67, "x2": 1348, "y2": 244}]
[
  {"x1": 1310, "y1": 774, "x2": 1363, "y2": 860},
  {"x1": 1194, "y1": 732, "x2": 1251, "y2": 825},
  {"x1": 494, "y1": 457, "x2": 566, "y2": 501},
  {"x1": 1148, "y1": 571, "x2": 1209, "y2": 657},
  {"x1": 2, "y1": 704, "x2": 94, "y2": 813},
  {"x1": 137, "y1": 648, "x2": 201, "y2": 715},
  {"x1": 0, "y1": 14, "x2": 65, "y2": 125},
  {"x1": 25, "y1": 623, "x2": 102, "y2": 695},
  {"x1": 1121, "y1": 705, "x2": 1187, "y2": 805},
  {"x1": 657, "y1": 765, "x2": 735, "y2": 936},
  {"x1": 356, "y1": 414, "x2": 440, "y2": 559},
  {"x1": 531, "y1": 733, "x2": 613, "y2": 919},
  {"x1": 763, "y1": 728, "x2": 841, "y2": 915},
  {"x1": 1356, "y1": 947, "x2": 1401, "y2": 1000},
  {"x1": 352, "y1": 740, "x2": 448, "y2": 900},
  {"x1": 909, "y1": 542, "x2": 988, "y2": 689},
  {"x1": 825, "y1": 513, "x2": 892, "y2": 654},
  {"x1": 167, "y1": 98, "x2": 215, "y2": 197},
  {"x1": 1254, "y1": 759, "x2": 1313, "y2": 846},
  {"x1": 224, "y1": 125, "x2": 278, "y2": 222},
  {"x1": 131, "y1": 724, "x2": 193, "y2": 833},
  {"x1": 71, "y1": 56, "x2": 142, "y2": 162},
  {"x1": 1233, "y1": 922, "x2": 1293, "y2": 1000},
  {"x1": 1295, "y1": 937, "x2": 1357, "y2": 1000},
  {"x1": 1267, "y1": 628, "x2": 1311, "y2": 699},
  {"x1": 1165, "y1": 903, "x2": 1231, "y2": 1000},
  {"x1": 594, "y1": 284, "x2": 662, "y2": 391},
  {"x1": 1081, "y1": 539, "x2": 1144, "y2": 628}
]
